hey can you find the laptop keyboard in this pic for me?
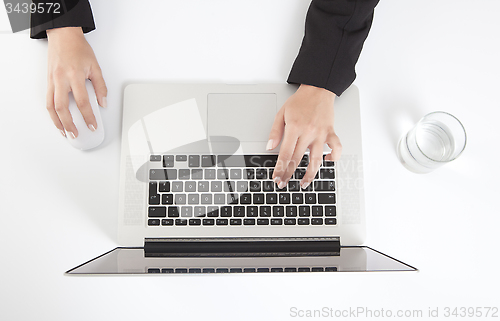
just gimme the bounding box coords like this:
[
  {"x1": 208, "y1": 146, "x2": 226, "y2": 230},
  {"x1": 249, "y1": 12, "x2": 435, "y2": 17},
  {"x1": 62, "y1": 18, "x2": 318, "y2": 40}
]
[{"x1": 147, "y1": 154, "x2": 336, "y2": 227}]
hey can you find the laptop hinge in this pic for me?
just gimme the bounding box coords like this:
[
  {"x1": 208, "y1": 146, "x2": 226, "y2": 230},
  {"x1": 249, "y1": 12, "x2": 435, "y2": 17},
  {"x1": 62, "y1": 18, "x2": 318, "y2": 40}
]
[{"x1": 144, "y1": 237, "x2": 341, "y2": 257}]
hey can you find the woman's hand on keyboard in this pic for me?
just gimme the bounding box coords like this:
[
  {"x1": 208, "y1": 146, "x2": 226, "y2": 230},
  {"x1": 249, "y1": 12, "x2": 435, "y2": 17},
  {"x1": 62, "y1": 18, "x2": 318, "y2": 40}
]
[
  {"x1": 46, "y1": 27, "x2": 107, "y2": 138},
  {"x1": 267, "y1": 84, "x2": 342, "y2": 189}
]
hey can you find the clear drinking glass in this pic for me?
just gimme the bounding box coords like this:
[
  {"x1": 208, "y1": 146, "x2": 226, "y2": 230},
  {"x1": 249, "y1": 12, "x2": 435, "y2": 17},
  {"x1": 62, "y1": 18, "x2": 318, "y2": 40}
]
[{"x1": 397, "y1": 111, "x2": 466, "y2": 173}]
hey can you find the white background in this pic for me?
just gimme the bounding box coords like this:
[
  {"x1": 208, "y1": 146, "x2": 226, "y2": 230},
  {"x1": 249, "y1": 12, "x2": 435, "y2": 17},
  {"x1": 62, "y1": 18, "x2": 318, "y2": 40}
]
[{"x1": 1, "y1": 1, "x2": 499, "y2": 320}]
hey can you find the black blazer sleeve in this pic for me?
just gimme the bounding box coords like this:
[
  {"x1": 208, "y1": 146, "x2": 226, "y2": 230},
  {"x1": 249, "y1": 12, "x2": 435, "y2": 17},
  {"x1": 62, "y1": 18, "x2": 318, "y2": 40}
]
[
  {"x1": 288, "y1": 0, "x2": 379, "y2": 96},
  {"x1": 30, "y1": 0, "x2": 95, "y2": 39}
]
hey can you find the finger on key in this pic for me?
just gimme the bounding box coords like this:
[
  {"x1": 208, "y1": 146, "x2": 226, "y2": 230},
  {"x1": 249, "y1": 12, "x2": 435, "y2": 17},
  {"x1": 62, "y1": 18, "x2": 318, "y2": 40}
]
[
  {"x1": 71, "y1": 80, "x2": 97, "y2": 132},
  {"x1": 273, "y1": 127, "x2": 299, "y2": 188},
  {"x1": 301, "y1": 142, "x2": 324, "y2": 189},
  {"x1": 54, "y1": 84, "x2": 78, "y2": 139},
  {"x1": 281, "y1": 137, "x2": 310, "y2": 185},
  {"x1": 46, "y1": 83, "x2": 65, "y2": 137}
]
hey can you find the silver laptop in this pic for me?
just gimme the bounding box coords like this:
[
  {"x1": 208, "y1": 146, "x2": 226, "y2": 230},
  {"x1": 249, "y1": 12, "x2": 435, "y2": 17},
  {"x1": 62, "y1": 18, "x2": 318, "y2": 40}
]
[{"x1": 67, "y1": 84, "x2": 416, "y2": 274}]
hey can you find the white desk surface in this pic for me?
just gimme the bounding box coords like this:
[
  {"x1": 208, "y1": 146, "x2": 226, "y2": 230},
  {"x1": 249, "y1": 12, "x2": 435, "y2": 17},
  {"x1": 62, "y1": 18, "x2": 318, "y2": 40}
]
[{"x1": 1, "y1": 1, "x2": 499, "y2": 320}]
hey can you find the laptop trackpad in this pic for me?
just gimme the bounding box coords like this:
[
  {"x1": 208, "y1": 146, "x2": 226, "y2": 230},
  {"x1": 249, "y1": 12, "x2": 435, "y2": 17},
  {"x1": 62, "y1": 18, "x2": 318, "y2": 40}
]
[{"x1": 207, "y1": 93, "x2": 277, "y2": 142}]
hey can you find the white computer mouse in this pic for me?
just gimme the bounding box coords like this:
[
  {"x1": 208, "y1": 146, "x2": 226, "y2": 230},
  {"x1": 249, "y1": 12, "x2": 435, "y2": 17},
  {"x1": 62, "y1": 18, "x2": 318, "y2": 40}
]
[{"x1": 66, "y1": 80, "x2": 105, "y2": 150}]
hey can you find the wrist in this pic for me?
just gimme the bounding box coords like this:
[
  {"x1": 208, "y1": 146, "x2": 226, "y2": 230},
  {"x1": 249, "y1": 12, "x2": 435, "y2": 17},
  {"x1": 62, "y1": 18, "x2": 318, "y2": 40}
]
[
  {"x1": 47, "y1": 27, "x2": 85, "y2": 42},
  {"x1": 298, "y1": 84, "x2": 336, "y2": 101}
]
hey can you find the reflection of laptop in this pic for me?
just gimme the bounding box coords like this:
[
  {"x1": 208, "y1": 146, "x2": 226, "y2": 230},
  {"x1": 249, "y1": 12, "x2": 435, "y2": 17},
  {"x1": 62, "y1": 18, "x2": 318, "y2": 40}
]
[{"x1": 67, "y1": 84, "x2": 417, "y2": 274}]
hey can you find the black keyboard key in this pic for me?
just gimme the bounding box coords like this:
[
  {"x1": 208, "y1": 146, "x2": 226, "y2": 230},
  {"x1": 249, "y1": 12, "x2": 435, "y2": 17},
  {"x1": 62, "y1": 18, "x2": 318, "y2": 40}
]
[
  {"x1": 294, "y1": 168, "x2": 306, "y2": 179},
  {"x1": 325, "y1": 267, "x2": 338, "y2": 272},
  {"x1": 259, "y1": 206, "x2": 271, "y2": 217},
  {"x1": 148, "y1": 268, "x2": 161, "y2": 273},
  {"x1": 189, "y1": 218, "x2": 201, "y2": 226},
  {"x1": 257, "y1": 268, "x2": 269, "y2": 272},
  {"x1": 189, "y1": 155, "x2": 200, "y2": 167},
  {"x1": 189, "y1": 268, "x2": 202, "y2": 273},
  {"x1": 194, "y1": 206, "x2": 206, "y2": 217},
  {"x1": 271, "y1": 268, "x2": 283, "y2": 272},
  {"x1": 299, "y1": 155, "x2": 309, "y2": 167},
  {"x1": 322, "y1": 156, "x2": 335, "y2": 167},
  {"x1": 175, "y1": 219, "x2": 188, "y2": 226},
  {"x1": 286, "y1": 206, "x2": 297, "y2": 217},
  {"x1": 216, "y1": 268, "x2": 229, "y2": 273},
  {"x1": 273, "y1": 206, "x2": 284, "y2": 217},
  {"x1": 161, "y1": 268, "x2": 175, "y2": 273},
  {"x1": 298, "y1": 267, "x2": 310, "y2": 272},
  {"x1": 239, "y1": 193, "x2": 252, "y2": 204},
  {"x1": 217, "y1": 155, "x2": 278, "y2": 167},
  {"x1": 244, "y1": 218, "x2": 255, "y2": 225},
  {"x1": 292, "y1": 193, "x2": 303, "y2": 204},
  {"x1": 298, "y1": 218, "x2": 310, "y2": 225},
  {"x1": 255, "y1": 168, "x2": 267, "y2": 179},
  {"x1": 207, "y1": 206, "x2": 219, "y2": 217},
  {"x1": 262, "y1": 181, "x2": 274, "y2": 192},
  {"x1": 276, "y1": 184, "x2": 287, "y2": 192},
  {"x1": 230, "y1": 268, "x2": 242, "y2": 273},
  {"x1": 271, "y1": 218, "x2": 283, "y2": 225},
  {"x1": 279, "y1": 193, "x2": 291, "y2": 204},
  {"x1": 314, "y1": 180, "x2": 335, "y2": 191},
  {"x1": 237, "y1": 181, "x2": 248, "y2": 192},
  {"x1": 149, "y1": 169, "x2": 177, "y2": 180},
  {"x1": 284, "y1": 267, "x2": 297, "y2": 272},
  {"x1": 202, "y1": 218, "x2": 215, "y2": 225},
  {"x1": 191, "y1": 169, "x2": 203, "y2": 180},
  {"x1": 149, "y1": 194, "x2": 160, "y2": 205},
  {"x1": 163, "y1": 155, "x2": 174, "y2": 167},
  {"x1": 211, "y1": 181, "x2": 222, "y2": 192},
  {"x1": 168, "y1": 206, "x2": 180, "y2": 217},
  {"x1": 305, "y1": 193, "x2": 316, "y2": 204},
  {"x1": 216, "y1": 219, "x2": 228, "y2": 226},
  {"x1": 311, "y1": 218, "x2": 323, "y2": 225},
  {"x1": 148, "y1": 206, "x2": 166, "y2": 217},
  {"x1": 217, "y1": 169, "x2": 229, "y2": 180},
  {"x1": 246, "y1": 206, "x2": 258, "y2": 217},
  {"x1": 325, "y1": 206, "x2": 336, "y2": 216},
  {"x1": 244, "y1": 169, "x2": 255, "y2": 179},
  {"x1": 204, "y1": 169, "x2": 216, "y2": 180},
  {"x1": 220, "y1": 206, "x2": 232, "y2": 217},
  {"x1": 176, "y1": 155, "x2": 187, "y2": 161},
  {"x1": 162, "y1": 219, "x2": 174, "y2": 226},
  {"x1": 202, "y1": 268, "x2": 215, "y2": 273},
  {"x1": 149, "y1": 182, "x2": 158, "y2": 194},
  {"x1": 230, "y1": 218, "x2": 242, "y2": 225},
  {"x1": 320, "y1": 168, "x2": 335, "y2": 179},
  {"x1": 253, "y1": 193, "x2": 265, "y2": 204},
  {"x1": 299, "y1": 206, "x2": 310, "y2": 217},
  {"x1": 223, "y1": 181, "x2": 235, "y2": 193},
  {"x1": 312, "y1": 267, "x2": 324, "y2": 272},
  {"x1": 227, "y1": 193, "x2": 238, "y2": 205},
  {"x1": 301, "y1": 183, "x2": 313, "y2": 191},
  {"x1": 159, "y1": 181, "x2": 170, "y2": 192},
  {"x1": 234, "y1": 206, "x2": 245, "y2": 217},
  {"x1": 249, "y1": 181, "x2": 261, "y2": 192},
  {"x1": 230, "y1": 169, "x2": 242, "y2": 179},
  {"x1": 179, "y1": 169, "x2": 190, "y2": 180},
  {"x1": 266, "y1": 193, "x2": 278, "y2": 204},
  {"x1": 175, "y1": 268, "x2": 188, "y2": 273},
  {"x1": 257, "y1": 218, "x2": 269, "y2": 225},
  {"x1": 150, "y1": 155, "x2": 161, "y2": 162},
  {"x1": 288, "y1": 181, "x2": 300, "y2": 191},
  {"x1": 148, "y1": 219, "x2": 160, "y2": 226},
  {"x1": 243, "y1": 268, "x2": 256, "y2": 273},
  {"x1": 318, "y1": 193, "x2": 336, "y2": 204},
  {"x1": 325, "y1": 218, "x2": 337, "y2": 225},
  {"x1": 284, "y1": 218, "x2": 296, "y2": 225},
  {"x1": 201, "y1": 155, "x2": 215, "y2": 167},
  {"x1": 312, "y1": 206, "x2": 323, "y2": 217}
]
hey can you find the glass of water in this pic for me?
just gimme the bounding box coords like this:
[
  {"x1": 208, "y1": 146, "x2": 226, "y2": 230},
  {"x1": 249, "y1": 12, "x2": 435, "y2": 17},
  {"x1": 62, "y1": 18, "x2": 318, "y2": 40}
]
[{"x1": 397, "y1": 111, "x2": 466, "y2": 173}]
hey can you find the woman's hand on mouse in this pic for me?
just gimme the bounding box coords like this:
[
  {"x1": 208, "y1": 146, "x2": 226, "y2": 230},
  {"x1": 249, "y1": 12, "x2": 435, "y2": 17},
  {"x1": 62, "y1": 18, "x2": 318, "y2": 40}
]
[
  {"x1": 267, "y1": 84, "x2": 342, "y2": 189},
  {"x1": 46, "y1": 27, "x2": 107, "y2": 138}
]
